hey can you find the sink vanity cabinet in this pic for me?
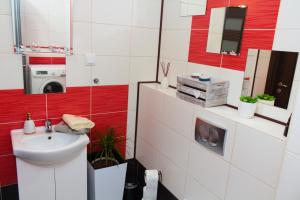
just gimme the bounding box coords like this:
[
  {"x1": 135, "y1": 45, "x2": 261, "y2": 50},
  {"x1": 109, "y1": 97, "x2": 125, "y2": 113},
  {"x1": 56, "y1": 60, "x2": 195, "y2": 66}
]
[
  {"x1": 11, "y1": 128, "x2": 90, "y2": 200},
  {"x1": 16, "y1": 150, "x2": 87, "y2": 200}
]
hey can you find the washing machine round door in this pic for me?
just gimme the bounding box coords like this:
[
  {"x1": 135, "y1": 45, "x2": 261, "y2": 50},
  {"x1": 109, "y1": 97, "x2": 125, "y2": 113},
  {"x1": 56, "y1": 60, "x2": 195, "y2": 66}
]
[{"x1": 43, "y1": 81, "x2": 64, "y2": 93}]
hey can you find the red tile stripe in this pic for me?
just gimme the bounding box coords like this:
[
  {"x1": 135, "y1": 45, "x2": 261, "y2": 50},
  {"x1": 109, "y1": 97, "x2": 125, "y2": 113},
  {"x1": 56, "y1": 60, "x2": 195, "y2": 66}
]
[{"x1": 29, "y1": 57, "x2": 66, "y2": 65}]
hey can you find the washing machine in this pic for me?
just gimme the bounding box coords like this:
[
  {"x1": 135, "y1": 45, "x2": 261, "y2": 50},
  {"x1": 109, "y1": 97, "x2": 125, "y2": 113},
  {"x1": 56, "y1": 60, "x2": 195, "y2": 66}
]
[{"x1": 29, "y1": 65, "x2": 66, "y2": 94}]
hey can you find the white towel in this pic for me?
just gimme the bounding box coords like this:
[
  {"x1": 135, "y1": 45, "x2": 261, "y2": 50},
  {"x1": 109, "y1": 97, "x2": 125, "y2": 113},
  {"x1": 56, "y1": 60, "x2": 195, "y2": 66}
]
[{"x1": 62, "y1": 114, "x2": 95, "y2": 131}]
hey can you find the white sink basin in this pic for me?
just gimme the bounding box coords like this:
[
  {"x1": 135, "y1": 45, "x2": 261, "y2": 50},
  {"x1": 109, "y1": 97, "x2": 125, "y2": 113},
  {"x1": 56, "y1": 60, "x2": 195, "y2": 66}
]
[{"x1": 11, "y1": 127, "x2": 90, "y2": 166}]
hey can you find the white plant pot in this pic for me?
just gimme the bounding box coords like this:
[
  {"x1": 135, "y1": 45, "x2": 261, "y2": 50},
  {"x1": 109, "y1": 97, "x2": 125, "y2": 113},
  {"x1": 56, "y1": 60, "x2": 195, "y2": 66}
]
[
  {"x1": 88, "y1": 161, "x2": 127, "y2": 200},
  {"x1": 161, "y1": 76, "x2": 169, "y2": 89},
  {"x1": 258, "y1": 99, "x2": 275, "y2": 106},
  {"x1": 238, "y1": 101, "x2": 257, "y2": 119}
]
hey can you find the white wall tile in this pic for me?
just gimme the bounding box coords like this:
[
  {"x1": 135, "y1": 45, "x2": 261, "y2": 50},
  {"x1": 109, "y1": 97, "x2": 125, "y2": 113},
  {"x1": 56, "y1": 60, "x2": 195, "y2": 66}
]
[
  {"x1": 232, "y1": 123, "x2": 285, "y2": 187},
  {"x1": 0, "y1": 54, "x2": 23, "y2": 90},
  {"x1": 161, "y1": 30, "x2": 190, "y2": 61},
  {"x1": 184, "y1": 176, "x2": 220, "y2": 200},
  {"x1": 276, "y1": 0, "x2": 300, "y2": 30},
  {"x1": 73, "y1": 0, "x2": 91, "y2": 22},
  {"x1": 139, "y1": 84, "x2": 165, "y2": 121},
  {"x1": 91, "y1": 56, "x2": 130, "y2": 85},
  {"x1": 131, "y1": 28, "x2": 159, "y2": 57},
  {"x1": 276, "y1": 152, "x2": 300, "y2": 200},
  {"x1": 156, "y1": 121, "x2": 190, "y2": 169},
  {"x1": 273, "y1": 30, "x2": 300, "y2": 52},
  {"x1": 0, "y1": 15, "x2": 13, "y2": 53},
  {"x1": 66, "y1": 55, "x2": 92, "y2": 87},
  {"x1": 128, "y1": 83, "x2": 138, "y2": 110},
  {"x1": 159, "y1": 153, "x2": 186, "y2": 199},
  {"x1": 132, "y1": 0, "x2": 161, "y2": 28},
  {"x1": 163, "y1": 0, "x2": 192, "y2": 30},
  {"x1": 139, "y1": 111, "x2": 190, "y2": 169},
  {"x1": 91, "y1": 0, "x2": 132, "y2": 26},
  {"x1": 136, "y1": 137, "x2": 162, "y2": 170},
  {"x1": 286, "y1": 82, "x2": 300, "y2": 155},
  {"x1": 188, "y1": 142, "x2": 230, "y2": 198},
  {"x1": 0, "y1": 0, "x2": 11, "y2": 15},
  {"x1": 293, "y1": 59, "x2": 300, "y2": 82},
  {"x1": 73, "y1": 22, "x2": 91, "y2": 55},
  {"x1": 161, "y1": 93, "x2": 194, "y2": 140},
  {"x1": 130, "y1": 57, "x2": 157, "y2": 83},
  {"x1": 91, "y1": 24, "x2": 131, "y2": 56},
  {"x1": 288, "y1": 80, "x2": 300, "y2": 112},
  {"x1": 226, "y1": 167, "x2": 275, "y2": 200},
  {"x1": 126, "y1": 110, "x2": 136, "y2": 159}
]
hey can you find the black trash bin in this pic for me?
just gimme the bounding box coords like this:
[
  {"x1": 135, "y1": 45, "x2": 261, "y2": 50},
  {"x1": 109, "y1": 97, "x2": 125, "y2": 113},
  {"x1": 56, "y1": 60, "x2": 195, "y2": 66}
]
[{"x1": 123, "y1": 182, "x2": 138, "y2": 200}]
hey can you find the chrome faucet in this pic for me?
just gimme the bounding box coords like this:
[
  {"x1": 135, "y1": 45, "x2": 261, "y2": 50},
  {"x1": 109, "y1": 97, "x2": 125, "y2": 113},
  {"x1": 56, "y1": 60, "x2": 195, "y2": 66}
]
[{"x1": 45, "y1": 119, "x2": 53, "y2": 133}]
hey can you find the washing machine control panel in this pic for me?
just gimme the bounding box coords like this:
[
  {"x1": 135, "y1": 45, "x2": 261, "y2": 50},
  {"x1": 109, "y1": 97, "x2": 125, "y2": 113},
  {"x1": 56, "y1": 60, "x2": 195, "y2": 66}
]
[{"x1": 31, "y1": 66, "x2": 66, "y2": 77}]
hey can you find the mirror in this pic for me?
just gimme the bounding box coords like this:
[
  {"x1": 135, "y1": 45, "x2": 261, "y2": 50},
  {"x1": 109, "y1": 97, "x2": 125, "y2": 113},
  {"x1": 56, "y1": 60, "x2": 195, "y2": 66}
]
[
  {"x1": 206, "y1": 6, "x2": 247, "y2": 56},
  {"x1": 11, "y1": 0, "x2": 72, "y2": 54},
  {"x1": 242, "y1": 49, "x2": 299, "y2": 109},
  {"x1": 23, "y1": 54, "x2": 67, "y2": 94}
]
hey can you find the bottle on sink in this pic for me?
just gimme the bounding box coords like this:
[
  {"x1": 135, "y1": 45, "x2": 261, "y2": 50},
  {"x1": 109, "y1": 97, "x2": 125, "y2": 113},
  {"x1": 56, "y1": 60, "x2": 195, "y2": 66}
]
[{"x1": 24, "y1": 113, "x2": 36, "y2": 134}]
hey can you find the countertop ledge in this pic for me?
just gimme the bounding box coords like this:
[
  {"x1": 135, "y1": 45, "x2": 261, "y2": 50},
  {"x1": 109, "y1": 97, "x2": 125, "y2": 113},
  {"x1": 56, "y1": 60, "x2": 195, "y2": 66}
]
[{"x1": 142, "y1": 83, "x2": 286, "y2": 142}]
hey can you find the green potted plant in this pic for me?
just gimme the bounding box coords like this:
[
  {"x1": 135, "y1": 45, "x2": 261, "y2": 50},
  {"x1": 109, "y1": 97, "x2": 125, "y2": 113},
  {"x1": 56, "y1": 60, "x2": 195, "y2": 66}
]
[
  {"x1": 256, "y1": 94, "x2": 276, "y2": 106},
  {"x1": 238, "y1": 96, "x2": 258, "y2": 119},
  {"x1": 87, "y1": 127, "x2": 127, "y2": 200}
]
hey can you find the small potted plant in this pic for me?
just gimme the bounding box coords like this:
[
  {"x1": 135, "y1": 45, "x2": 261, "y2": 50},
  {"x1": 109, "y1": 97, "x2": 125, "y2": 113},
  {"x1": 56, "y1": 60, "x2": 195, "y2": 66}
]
[
  {"x1": 256, "y1": 94, "x2": 276, "y2": 106},
  {"x1": 238, "y1": 96, "x2": 258, "y2": 119},
  {"x1": 87, "y1": 127, "x2": 127, "y2": 200}
]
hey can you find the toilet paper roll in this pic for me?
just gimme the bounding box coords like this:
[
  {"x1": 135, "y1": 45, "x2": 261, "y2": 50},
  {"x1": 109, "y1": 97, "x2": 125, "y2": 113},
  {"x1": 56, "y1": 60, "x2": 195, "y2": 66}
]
[
  {"x1": 144, "y1": 170, "x2": 159, "y2": 188},
  {"x1": 143, "y1": 186, "x2": 157, "y2": 200}
]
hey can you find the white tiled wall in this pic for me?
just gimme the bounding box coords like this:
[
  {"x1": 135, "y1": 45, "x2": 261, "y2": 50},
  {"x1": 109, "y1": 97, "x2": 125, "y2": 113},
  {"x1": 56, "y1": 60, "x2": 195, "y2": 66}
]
[
  {"x1": 276, "y1": 77, "x2": 300, "y2": 200},
  {"x1": 273, "y1": 0, "x2": 300, "y2": 199},
  {"x1": 232, "y1": 124, "x2": 285, "y2": 187},
  {"x1": 0, "y1": 0, "x2": 162, "y2": 159},
  {"x1": 137, "y1": 84, "x2": 286, "y2": 200},
  {"x1": 226, "y1": 167, "x2": 275, "y2": 200}
]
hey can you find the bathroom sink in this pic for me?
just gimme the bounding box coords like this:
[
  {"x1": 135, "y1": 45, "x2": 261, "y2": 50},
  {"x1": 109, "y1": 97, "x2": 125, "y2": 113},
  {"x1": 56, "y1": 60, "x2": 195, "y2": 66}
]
[{"x1": 11, "y1": 127, "x2": 90, "y2": 166}]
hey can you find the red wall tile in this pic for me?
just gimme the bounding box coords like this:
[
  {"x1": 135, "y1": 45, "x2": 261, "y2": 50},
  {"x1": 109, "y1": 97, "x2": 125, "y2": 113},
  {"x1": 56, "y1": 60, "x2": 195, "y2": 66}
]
[
  {"x1": 192, "y1": 0, "x2": 228, "y2": 30},
  {"x1": 90, "y1": 112, "x2": 128, "y2": 141},
  {"x1": 221, "y1": 30, "x2": 275, "y2": 71},
  {"x1": 92, "y1": 85, "x2": 129, "y2": 114},
  {"x1": 0, "y1": 123, "x2": 23, "y2": 156},
  {"x1": 229, "y1": 0, "x2": 280, "y2": 29},
  {"x1": 188, "y1": 0, "x2": 280, "y2": 71},
  {"x1": 90, "y1": 112, "x2": 128, "y2": 158},
  {"x1": 29, "y1": 57, "x2": 66, "y2": 65},
  {"x1": 47, "y1": 87, "x2": 90, "y2": 119},
  {"x1": 0, "y1": 155, "x2": 17, "y2": 186},
  {"x1": 188, "y1": 30, "x2": 222, "y2": 67},
  {"x1": 0, "y1": 90, "x2": 46, "y2": 123}
]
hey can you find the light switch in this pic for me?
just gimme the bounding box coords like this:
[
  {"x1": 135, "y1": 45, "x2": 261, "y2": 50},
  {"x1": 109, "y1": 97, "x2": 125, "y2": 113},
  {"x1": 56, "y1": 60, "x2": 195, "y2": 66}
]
[{"x1": 85, "y1": 53, "x2": 96, "y2": 66}]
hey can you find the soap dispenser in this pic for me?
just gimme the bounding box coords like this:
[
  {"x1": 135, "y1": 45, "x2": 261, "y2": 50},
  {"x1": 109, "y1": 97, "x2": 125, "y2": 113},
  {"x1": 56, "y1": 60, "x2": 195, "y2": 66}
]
[{"x1": 24, "y1": 113, "x2": 36, "y2": 134}]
